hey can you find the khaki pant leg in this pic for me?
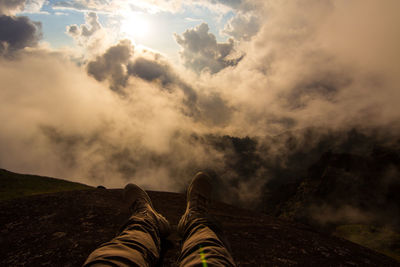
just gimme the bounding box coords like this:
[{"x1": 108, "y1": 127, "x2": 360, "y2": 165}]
[
  {"x1": 178, "y1": 223, "x2": 236, "y2": 267},
  {"x1": 83, "y1": 211, "x2": 161, "y2": 267}
]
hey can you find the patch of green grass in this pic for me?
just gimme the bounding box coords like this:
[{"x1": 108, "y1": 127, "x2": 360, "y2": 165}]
[
  {"x1": 334, "y1": 224, "x2": 400, "y2": 262},
  {"x1": 0, "y1": 169, "x2": 93, "y2": 201}
]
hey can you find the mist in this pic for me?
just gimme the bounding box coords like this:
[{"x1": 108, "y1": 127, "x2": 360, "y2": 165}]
[{"x1": 1, "y1": 0, "x2": 399, "y2": 210}]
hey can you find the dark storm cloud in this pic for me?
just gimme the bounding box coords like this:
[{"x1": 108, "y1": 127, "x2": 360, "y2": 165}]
[
  {"x1": 128, "y1": 56, "x2": 177, "y2": 87},
  {"x1": 87, "y1": 39, "x2": 133, "y2": 92},
  {"x1": 0, "y1": 15, "x2": 42, "y2": 55},
  {"x1": 0, "y1": 0, "x2": 25, "y2": 15},
  {"x1": 127, "y1": 56, "x2": 198, "y2": 104},
  {"x1": 175, "y1": 23, "x2": 244, "y2": 74}
]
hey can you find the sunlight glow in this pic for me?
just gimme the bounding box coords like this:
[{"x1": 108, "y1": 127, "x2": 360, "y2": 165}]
[{"x1": 121, "y1": 14, "x2": 152, "y2": 41}]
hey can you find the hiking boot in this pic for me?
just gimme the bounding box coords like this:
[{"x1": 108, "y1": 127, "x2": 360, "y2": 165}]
[
  {"x1": 123, "y1": 183, "x2": 171, "y2": 237},
  {"x1": 177, "y1": 172, "x2": 213, "y2": 235}
]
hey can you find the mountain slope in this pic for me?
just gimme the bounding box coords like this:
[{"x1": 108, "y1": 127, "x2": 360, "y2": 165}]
[
  {"x1": 1, "y1": 185, "x2": 398, "y2": 266},
  {"x1": 0, "y1": 168, "x2": 93, "y2": 201},
  {"x1": 276, "y1": 151, "x2": 400, "y2": 261}
]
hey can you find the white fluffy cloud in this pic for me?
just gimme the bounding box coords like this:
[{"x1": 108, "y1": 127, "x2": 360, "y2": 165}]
[
  {"x1": 0, "y1": 49, "x2": 227, "y2": 190},
  {"x1": 23, "y1": 0, "x2": 46, "y2": 13},
  {"x1": 68, "y1": 12, "x2": 100, "y2": 38},
  {"x1": 66, "y1": 12, "x2": 109, "y2": 55},
  {"x1": 175, "y1": 23, "x2": 243, "y2": 73},
  {"x1": 223, "y1": 12, "x2": 260, "y2": 41}
]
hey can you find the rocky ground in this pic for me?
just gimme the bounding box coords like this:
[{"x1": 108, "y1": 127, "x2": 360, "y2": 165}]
[{"x1": 1, "y1": 188, "x2": 399, "y2": 266}]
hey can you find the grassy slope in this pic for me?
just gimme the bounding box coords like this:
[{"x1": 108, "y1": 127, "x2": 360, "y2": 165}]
[
  {"x1": 334, "y1": 224, "x2": 400, "y2": 262},
  {"x1": 0, "y1": 169, "x2": 93, "y2": 201}
]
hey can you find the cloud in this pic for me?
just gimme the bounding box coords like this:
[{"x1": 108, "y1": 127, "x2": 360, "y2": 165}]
[
  {"x1": 52, "y1": 0, "x2": 250, "y2": 14},
  {"x1": 197, "y1": 0, "x2": 400, "y2": 137},
  {"x1": 197, "y1": 0, "x2": 259, "y2": 13},
  {"x1": 53, "y1": 0, "x2": 90, "y2": 11},
  {"x1": 0, "y1": 49, "x2": 232, "y2": 192},
  {"x1": 0, "y1": 0, "x2": 45, "y2": 15},
  {"x1": 0, "y1": 15, "x2": 42, "y2": 56},
  {"x1": 68, "y1": 12, "x2": 101, "y2": 38},
  {"x1": 1, "y1": 0, "x2": 400, "y2": 211},
  {"x1": 66, "y1": 12, "x2": 108, "y2": 54},
  {"x1": 85, "y1": 40, "x2": 197, "y2": 104},
  {"x1": 86, "y1": 40, "x2": 233, "y2": 126},
  {"x1": 128, "y1": 55, "x2": 178, "y2": 87},
  {"x1": 0, "y1": 0, "x2": 25, "y2": 15},
  {"x1": 53, "y1": 0, "x2": 114, "y2": 12},
  {"x1": 127, "y1": 54, "x2": 198, "y2": 105},
  {"x1": 210, "y1": 0, "x2": 241, "y2": 8},
  {"x1": 53, "y1": 0, "x2": 181, "y2": 14},
  {"x1": 87, "y1": 39, "x2": 133, "y2": 92},
  {"x1": 175, "y1": 23, "x2": 243, "y2": 73},
  {"x1": 311, "y1": 204, "x2": 372, "y2": 225},
  {"x1": 23, "y1": 0, "x2": 46, "y2": 13},
  {"x1": 86, "y1": 40, "x2": 191, "y2": 96},
  {"x1": 0, "y1": 0, "x2": 43, "y2": 57},
  {"x1": 223, "y1": 12, "x2": 260, "y2": 41}
]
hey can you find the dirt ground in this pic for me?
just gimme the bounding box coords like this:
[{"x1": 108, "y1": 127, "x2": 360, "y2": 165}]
[{"x1": 1, "y1": 188, "x2": 398, "y2": 266}]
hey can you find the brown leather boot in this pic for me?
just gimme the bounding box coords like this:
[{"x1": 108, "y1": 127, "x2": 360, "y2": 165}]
[
  {"x1": 177, "y1": 172, "x2": 213, "y2": 234},
  {"x1": 123, "y1": 183, "x2": 171, "y2": 237}
]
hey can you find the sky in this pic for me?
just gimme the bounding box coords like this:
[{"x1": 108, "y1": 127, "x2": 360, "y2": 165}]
[
  {"x1": 1, "y1": 0, "x2": 400, "y2": 203},
  {"x1": 20, "y1": 0, "x2": 239, "y2": 60}
]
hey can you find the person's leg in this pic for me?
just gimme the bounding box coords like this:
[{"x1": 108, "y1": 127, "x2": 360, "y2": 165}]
[
  {"x1": 177, "y1": 172, "x2": 236, "y2": 267},
  {"x1": 83, "y1": 184, "x2": 171, "y2": 267}
]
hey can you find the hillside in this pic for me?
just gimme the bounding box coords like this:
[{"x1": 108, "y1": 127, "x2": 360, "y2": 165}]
[
  {"x1": 0, "y1": 170, "x2": 399, "y2": 266},
  {"x1": 272, "y1": 150, "x2": 400, "y2": 261},
  {"x1": 0, "y1": 169, "x2": 93, "y2": 201}
]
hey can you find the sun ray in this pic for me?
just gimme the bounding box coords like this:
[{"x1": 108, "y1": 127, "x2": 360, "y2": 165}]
[{"x1": 120, "y1": 13, "x2": 152, "y2": 41}]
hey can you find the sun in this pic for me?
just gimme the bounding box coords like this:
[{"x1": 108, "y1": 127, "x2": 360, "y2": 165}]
[{"x1": 121, "y1": 13, "x2": 151, "y2": 41}]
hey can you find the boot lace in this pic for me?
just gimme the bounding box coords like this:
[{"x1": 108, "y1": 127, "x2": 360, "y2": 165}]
[{"x1": 190, "y1": 193, "x2": 209, "y2": 213}]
